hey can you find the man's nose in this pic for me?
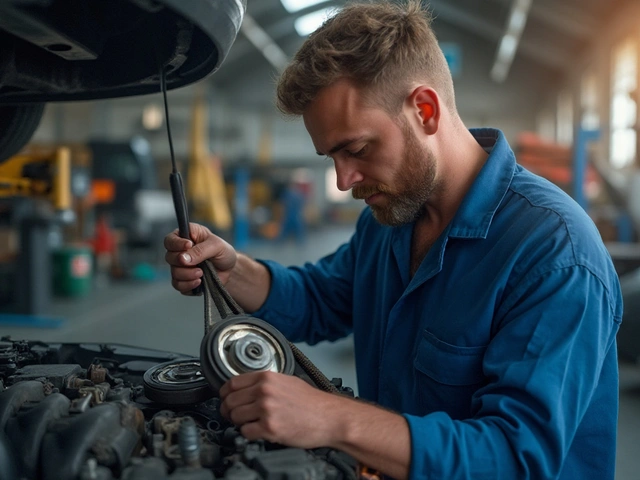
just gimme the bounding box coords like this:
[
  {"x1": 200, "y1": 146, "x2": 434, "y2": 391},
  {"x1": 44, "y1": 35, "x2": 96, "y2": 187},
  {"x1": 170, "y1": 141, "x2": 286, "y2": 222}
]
[{"x1": 334, "y1": 159, "x2": 364, "y2": 191}]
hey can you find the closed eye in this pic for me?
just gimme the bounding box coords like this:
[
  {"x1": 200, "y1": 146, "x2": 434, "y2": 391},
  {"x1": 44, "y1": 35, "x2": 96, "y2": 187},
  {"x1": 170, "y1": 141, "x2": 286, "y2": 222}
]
[{"x1": 347, "y1": 146, "x2": 367, "y2": 158}]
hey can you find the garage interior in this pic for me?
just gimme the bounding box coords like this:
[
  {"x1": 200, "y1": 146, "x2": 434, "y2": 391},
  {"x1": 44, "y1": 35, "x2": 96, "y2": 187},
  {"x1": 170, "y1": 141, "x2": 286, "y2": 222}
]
[{"x1": 2, "y1": 0, "x2": 640, "y2": 479}]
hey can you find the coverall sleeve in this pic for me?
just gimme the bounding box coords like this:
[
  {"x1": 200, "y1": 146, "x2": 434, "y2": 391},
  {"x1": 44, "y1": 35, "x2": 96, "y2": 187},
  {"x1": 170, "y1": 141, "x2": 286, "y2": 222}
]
[
  {"x1": 404, "y1": 265, "x2": 621, "y2": 479},
  {"x1": 250, "y1": 215, "x2": 366, "y2": 344}
]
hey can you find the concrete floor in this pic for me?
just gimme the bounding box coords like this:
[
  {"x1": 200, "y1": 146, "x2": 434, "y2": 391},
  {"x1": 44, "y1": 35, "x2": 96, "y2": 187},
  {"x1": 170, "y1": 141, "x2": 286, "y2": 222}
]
[{"x1": 2, "y1": 223, "x2": 640, "y2": 479}]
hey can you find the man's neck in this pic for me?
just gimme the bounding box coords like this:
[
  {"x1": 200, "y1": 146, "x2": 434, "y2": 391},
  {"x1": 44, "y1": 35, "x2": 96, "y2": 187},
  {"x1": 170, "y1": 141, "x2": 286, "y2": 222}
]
[
  {"x1": 410, "y1": 127, "x2": 489, "y2": 276},
  {"x1": 410, "y1": 214, "x2": 443, "y2": 277},
  {"x1": 424, "y1": 126, "x2": 488, "y2": 224}
]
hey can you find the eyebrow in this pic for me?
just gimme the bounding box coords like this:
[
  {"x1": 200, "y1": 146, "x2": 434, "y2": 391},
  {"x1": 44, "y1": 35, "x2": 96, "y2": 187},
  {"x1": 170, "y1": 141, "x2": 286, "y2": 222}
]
[{"x1": 316, "y1": 137, "x2": 365, "y2": 156}]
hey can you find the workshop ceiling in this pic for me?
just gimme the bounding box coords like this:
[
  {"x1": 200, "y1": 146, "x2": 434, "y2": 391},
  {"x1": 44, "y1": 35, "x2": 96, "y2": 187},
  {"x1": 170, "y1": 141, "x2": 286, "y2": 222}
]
[
  {"x1": 0, "y1": 0, "x2": 632, "y2": 129},
  {"x1": 209, "y1": 0, "x2": 631, "y2": 118}
]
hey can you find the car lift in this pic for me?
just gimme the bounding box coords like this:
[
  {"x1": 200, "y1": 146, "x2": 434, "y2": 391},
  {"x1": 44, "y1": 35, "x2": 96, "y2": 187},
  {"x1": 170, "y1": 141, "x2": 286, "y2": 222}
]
[{"x1": 0, "y1": 146, "x2": 72, "y2": 326}]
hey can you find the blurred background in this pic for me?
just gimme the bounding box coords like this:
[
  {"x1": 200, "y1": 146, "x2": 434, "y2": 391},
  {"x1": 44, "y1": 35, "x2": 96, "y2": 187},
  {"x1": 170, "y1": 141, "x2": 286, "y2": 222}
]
[{"x1": 2, "y1": 0, "x2": 640, "y2": 478}]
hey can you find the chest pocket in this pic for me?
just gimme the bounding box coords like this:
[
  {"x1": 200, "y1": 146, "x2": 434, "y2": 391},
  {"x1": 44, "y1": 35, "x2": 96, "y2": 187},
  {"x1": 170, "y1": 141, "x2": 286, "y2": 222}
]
[{"x1": 414, "y1": 330, "x2": 487, "y2": 419}]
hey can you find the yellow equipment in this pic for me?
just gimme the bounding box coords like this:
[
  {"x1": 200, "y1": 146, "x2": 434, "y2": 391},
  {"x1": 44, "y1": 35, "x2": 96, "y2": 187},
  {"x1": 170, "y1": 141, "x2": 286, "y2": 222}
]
[
  {"x1": 0, "y1": 145, "x2": 75, "y2": 316},
  {"x1": 0, "y1": 146, "x2": 71, "y2": 212},
  {"x1": 186, "y1": 87, "x2": 232, "y2": 231}
]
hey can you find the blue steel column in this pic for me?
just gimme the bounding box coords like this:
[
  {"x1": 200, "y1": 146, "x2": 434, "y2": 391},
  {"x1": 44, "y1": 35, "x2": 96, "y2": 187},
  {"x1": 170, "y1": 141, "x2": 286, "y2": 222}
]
[
  {"x1": 572, "y1": 127, "x2": 600, "y2": 211},
  {"x1": 573, "y1": 127, "x2": 634, "y2": 242},
  {"x1": 234, "y1": 167, "x2": 250, "y2": 250}
]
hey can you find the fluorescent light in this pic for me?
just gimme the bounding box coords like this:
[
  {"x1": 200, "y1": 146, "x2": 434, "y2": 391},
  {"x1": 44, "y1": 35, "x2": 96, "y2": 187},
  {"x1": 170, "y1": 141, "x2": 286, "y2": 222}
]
[
  {"x1": 508, "y1": 10, "x2": 527, "y2": 32},
  {"x1": 281, "y1": 0, "x2": 329, "y2": 13},
  {"x1": 496, "y1": 34, "x2": 517, "y2": 63},
  {"x1": 142, "y1": 104, "x2": 163, "y2": 130},
  {"x1": 294, "y1": 7, "x2": 339, "y2": 36},
  {"x1": 492, "y1": 34, "x2": 517, "y2": 82},
  {"x1": 490, "y1": 62, "x2": 509, "y2": 83},
  {"x1": 491, "y1": 0, "x2": 532, "y2": 83},
  {"x1": 240, "y1": 14, "x2": 289, "y2": 71}
]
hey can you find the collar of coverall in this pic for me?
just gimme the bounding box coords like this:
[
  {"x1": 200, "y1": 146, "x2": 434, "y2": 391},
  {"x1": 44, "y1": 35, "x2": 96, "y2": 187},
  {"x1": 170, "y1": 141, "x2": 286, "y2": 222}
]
[{"x1": 445, "y1": 128, "x2": 516, "y2": 240}]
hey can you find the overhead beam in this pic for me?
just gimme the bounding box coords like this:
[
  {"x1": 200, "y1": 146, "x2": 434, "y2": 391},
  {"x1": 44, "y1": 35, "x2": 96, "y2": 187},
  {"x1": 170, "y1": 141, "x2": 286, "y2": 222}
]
[
  {"x1": 239, "y1": 14, "x2": 289, "y2": 72},
  {"x1": 491, "y1": 0, "x2": 532, "y2": 83},
  {"x1": 225, "y1": 0, "x2": 571, "y2": 84},
  {"x1": 487, "y1": 0, "x2": 595, "y2": 39},
  {"x1": 245, "y1": 0, "x2": 281, "y2": 17},
  {"x1": 228, "y1": 1, "x2": 342, "y2": 63},
  {"x1": 528, "y1": 3, "x2": 593, "y2": 39},
  {"x1": 214, "y1": 33, "x2": 304, "y2": 86},
  {"x1": 428, "y1": 0, "x2": 567, "y2": 71}
]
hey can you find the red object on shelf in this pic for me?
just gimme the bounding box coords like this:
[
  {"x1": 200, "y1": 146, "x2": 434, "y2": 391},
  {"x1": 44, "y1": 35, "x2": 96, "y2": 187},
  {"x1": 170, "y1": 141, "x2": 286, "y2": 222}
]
[
  {"x1": 515, "y1": 132, "x2": 601, "y2": 189},
  {"x1": 92, "y1": 215, "x2": 115, "y2": 255}
]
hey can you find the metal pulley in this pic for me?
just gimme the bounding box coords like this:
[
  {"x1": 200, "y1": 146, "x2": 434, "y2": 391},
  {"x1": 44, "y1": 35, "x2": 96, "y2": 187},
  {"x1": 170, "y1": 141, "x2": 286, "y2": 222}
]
[
  {"x1": 200, "y1": 316, "x2": 295, "y2": 393},
  {"x1": 197, "y1": 260, "x2": 338, "y2": 395},
  {"x1": 143, "y1": 358, "x2": 214, "y2": 405}
]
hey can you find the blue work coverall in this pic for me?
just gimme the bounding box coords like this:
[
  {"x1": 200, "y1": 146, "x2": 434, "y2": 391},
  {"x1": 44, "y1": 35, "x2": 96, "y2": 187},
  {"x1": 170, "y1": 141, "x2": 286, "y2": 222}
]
[{"x1": 253, "y1": 128, "x2": 623, "y2": 479}]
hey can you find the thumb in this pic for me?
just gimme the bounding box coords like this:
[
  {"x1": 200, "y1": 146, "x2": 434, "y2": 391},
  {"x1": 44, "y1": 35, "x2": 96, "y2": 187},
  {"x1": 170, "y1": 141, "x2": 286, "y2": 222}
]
[{"x1": 179, "y1": 234, "x2": 235, "y2": 270}]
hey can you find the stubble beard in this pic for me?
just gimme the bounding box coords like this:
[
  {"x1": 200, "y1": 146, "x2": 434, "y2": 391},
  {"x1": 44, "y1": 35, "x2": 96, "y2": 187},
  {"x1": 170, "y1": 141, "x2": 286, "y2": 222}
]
[{"x1": 353, "y1": 121, "x2": 437, "y2": 227}]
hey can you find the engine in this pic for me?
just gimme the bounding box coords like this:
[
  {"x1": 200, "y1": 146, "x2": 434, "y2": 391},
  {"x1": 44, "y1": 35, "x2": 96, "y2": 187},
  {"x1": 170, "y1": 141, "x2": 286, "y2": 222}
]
[{"x1": 0, "y1": 338, "x2": 357, "y2": 480}]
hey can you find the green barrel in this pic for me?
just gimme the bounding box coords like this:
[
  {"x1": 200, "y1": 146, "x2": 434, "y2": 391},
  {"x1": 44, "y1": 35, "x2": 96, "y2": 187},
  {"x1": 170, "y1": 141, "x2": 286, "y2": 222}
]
[{"x1": 52, "y1": 246, "x2": 93, "y2": 297}]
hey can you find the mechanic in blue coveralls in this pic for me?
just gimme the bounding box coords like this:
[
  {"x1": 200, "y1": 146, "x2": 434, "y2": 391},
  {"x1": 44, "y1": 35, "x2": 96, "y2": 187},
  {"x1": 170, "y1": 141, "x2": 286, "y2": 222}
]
[
  {"x1": 164, "y1": 1, "x2": 622, "y2": 478},
  {"x1": 277, "y1": 177, "x2": 307, "y2": 244}
]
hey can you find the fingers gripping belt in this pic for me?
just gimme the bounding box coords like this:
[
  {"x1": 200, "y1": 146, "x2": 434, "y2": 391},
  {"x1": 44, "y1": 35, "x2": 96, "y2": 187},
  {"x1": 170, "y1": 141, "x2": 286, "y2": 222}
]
[
  {"x1": 199, "y1": 260, "x2": 339, "y2": 394},
  {"x1": 200, "y1": 259, "x2": 243, "y2": 334}
]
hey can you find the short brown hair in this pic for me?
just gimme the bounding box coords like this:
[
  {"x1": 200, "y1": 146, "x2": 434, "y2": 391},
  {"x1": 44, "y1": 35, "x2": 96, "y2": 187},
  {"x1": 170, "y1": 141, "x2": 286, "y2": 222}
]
[{"x1": 276, "y1": 0, "x2": 456, "y2": 116}]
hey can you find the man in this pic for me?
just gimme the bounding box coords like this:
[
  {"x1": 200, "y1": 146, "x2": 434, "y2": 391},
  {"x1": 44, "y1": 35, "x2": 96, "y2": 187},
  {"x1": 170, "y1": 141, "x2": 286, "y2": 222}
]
[{"x1": 165, "y1": 1, "x2": 622, "y2": 478}]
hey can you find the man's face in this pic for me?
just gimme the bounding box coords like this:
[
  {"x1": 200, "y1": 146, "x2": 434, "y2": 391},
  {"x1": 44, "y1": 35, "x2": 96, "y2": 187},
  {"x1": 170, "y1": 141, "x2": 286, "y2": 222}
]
[
  {"x1": 353, "y1": 117, "x2": 438, "y2": 226},
  {"x1": 303, "y1": 79, "x2": 438, "y2": 227}
]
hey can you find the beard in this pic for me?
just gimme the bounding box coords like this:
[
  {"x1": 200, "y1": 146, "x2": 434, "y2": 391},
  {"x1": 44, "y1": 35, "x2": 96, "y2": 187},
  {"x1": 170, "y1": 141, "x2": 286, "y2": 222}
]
[{"x1": 352, "y1": 119, "x2": 437, "y2": 227}]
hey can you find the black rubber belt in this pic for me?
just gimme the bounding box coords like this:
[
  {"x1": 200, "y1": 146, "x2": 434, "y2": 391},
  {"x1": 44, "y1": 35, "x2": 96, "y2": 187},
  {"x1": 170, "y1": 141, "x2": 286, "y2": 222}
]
[{"x1": 199, "y1": 260, "x2": 339, "y2": 394}]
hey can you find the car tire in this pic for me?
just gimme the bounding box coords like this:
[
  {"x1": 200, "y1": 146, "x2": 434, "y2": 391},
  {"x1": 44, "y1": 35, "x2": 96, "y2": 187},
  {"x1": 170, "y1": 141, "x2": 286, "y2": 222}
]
[{"x1": 0, "y1": 103, "x2": 46, "y2": 163}]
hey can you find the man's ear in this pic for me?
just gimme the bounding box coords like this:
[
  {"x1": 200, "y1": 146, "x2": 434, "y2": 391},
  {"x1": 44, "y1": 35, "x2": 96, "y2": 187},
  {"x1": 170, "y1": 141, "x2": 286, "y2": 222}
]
[{"x1": 406, "y1": 86, "x2": 440, "y2": 135}]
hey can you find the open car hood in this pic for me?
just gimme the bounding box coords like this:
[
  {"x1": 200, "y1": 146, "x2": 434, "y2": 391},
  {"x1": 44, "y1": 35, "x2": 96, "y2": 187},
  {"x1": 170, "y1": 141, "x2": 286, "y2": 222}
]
[
  {"x1": 0, "y1": 338, "x2": 356, "y2": 479},
  {"x1": 0, "y1": 0, "x2": 245, "y2": 104}
]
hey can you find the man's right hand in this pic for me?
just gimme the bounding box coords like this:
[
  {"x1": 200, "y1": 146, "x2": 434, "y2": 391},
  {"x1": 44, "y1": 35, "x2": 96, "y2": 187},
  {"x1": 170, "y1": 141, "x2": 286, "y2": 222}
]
[{"x1": 164, "y1": 223, "x2": 237, "y2": 295}]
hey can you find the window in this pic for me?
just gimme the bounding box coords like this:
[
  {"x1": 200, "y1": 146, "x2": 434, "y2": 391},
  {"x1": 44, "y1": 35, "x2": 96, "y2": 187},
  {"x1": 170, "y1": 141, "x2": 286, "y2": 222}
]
[
  {"x1": 537, "y1": 109, "x2": 555, "y2": 142},
  {"x1": 557, "y1": 90, "x2": 574, "y2": 145},
  {"x1": 580, "y1": 70, "x2": 599, "y2": 130},
  {"x1": 610, "y1": 37, "x2": 637, "y2": 168}
]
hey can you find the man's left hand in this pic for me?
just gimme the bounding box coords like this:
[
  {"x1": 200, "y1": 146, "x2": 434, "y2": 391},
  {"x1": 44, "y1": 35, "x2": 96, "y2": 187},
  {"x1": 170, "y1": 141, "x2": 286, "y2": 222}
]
[{"x1": 219, "y1": 371, "x2": 343, "y2": 449}]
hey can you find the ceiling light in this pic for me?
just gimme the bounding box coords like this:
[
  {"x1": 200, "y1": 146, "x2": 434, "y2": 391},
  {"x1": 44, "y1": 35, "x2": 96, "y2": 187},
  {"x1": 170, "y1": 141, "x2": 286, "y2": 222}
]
[
  {"x1": 142, "y1": 104, "x2": 163, "y2": 130},
  {"x1": 490, "y1": 62, "x2": 509, "y2": 84},
  {"x1": 508, "y1": 10, "x2": 527, "y2": 32},
  {"x1": 294, "y1": 7, "x2": 339, "y2": 36},
  {"x1": 496, "y1": 34, "x2": 518, "y2": 63},
  {"x1": 240, "y1": 14, "x2": 289, "y2": 71},
  {"x1": 281, "y1": 0, "x2": 329, "y2": 13},
  {"x1": 490, "y1": 0, "x2": 532, "y2": 83},
  {"x1": 491, "y1": 35, "x2": 517, "y2": 83}
]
